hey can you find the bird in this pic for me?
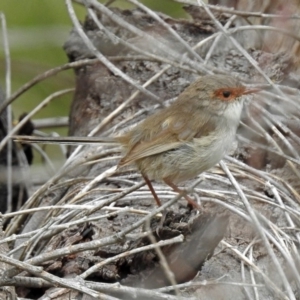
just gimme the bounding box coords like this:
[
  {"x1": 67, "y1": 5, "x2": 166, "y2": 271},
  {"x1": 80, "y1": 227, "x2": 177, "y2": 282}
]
[
  {"x1": 12, "y1": 75, "x2": 259, "y2": 208},
  {"x1": 114, "y1": 74, "x2": 259, "y2": 208}
]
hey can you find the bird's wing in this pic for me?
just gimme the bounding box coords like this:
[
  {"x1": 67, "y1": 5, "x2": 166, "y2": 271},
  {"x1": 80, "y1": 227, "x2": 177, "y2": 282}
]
[
  {"x1": 119, "y1": 111, "x2": 217, "y2": 166},
  {"x1": 118, "y1": 134, "x2": 181, "y2": 166}
]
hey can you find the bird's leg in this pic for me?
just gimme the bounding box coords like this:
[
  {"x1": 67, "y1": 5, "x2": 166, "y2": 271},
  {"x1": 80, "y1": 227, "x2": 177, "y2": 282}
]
[
  {"x1": 163, "y1": 178, "x2": 201, "y2": 210},
  {"x1": 142, "y1": 173, "x2": 162, "y2": 206},
  {"x1": 142, "y1": 174, "x2": 168, "y2": 237}
]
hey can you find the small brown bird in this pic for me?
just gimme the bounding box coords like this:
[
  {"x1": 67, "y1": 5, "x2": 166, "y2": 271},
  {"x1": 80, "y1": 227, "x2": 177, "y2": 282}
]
[
  {"x1": 12, "y1": 75, "x2": 259, "y2": 208},
  {"x1": 115, "y1": 74, "x2": 259, "y2": 207}
]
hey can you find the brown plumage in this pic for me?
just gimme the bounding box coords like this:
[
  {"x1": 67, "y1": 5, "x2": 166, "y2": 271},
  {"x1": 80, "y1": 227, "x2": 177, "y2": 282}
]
[{"x1": 116, "y1": 74, "x2": 259, "y2": 207}]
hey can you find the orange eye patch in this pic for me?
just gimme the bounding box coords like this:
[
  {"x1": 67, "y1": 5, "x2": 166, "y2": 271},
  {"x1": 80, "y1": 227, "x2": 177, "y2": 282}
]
[{"x1": 213, "y1": 87, "x2": 246, "y2": 101}]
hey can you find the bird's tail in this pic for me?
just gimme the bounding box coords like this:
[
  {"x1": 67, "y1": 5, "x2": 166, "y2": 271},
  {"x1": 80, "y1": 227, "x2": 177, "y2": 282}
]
[{"x1": 11, "y1": 135, "x2": 117, "y2": 146}]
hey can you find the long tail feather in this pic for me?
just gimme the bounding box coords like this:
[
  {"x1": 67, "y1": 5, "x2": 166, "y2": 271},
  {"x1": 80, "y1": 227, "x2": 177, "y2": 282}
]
[{"x1": 11, "y1": 135, "x2": 117, "y2": 145}]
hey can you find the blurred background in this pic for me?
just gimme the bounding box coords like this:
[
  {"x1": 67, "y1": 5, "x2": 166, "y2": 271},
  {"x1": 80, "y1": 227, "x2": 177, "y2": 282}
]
[
  {"x1": 0, "y1": 0, "x2": 192, "y2": 166},
  {"x1": 0, "y1": 0, "x2": 189, "y2": 130}
]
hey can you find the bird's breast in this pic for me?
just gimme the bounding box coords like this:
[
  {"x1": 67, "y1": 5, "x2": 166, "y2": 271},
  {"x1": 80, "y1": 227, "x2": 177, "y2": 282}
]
[{"x1": 137, "y1": 126, "x2": 237, "y2": 183}]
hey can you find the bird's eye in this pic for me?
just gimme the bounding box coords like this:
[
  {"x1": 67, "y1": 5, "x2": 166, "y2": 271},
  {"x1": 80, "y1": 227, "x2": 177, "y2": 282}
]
[{"x1": 222, "y1": 90, "x2": 231, "y2": 98}]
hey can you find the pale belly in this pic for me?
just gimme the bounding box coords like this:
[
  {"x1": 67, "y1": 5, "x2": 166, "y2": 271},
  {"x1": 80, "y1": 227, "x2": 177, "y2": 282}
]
[{"x1": 137, "y1": 131, "x2": 236, "y2": 183}]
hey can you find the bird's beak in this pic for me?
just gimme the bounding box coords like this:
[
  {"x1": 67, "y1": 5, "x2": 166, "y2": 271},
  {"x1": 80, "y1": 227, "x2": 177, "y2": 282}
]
[{"x1": 242, "y1": 87, "x2": 261, "y2": 95}]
